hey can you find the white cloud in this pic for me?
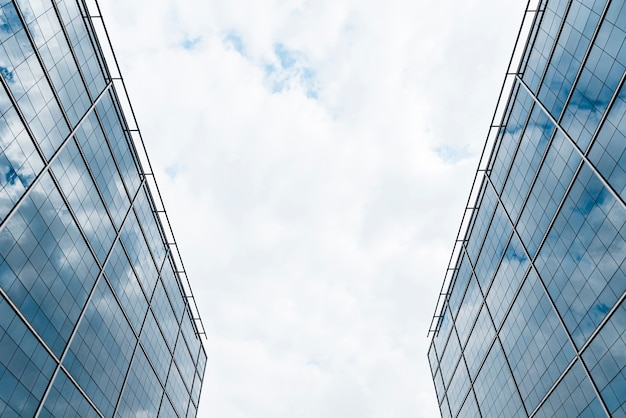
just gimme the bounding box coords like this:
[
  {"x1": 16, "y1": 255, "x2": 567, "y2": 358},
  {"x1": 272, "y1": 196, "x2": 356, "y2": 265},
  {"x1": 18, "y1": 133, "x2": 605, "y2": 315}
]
[{"x1": 98, "y1": 0, "x2": 528, "y2": 416}]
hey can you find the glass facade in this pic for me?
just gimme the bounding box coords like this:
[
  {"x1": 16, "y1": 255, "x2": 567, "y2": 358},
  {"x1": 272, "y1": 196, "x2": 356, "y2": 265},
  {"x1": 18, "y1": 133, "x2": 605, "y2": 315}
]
[
  {"x1": 0, "y1": 0, "x2": 206, "y2": 417},
  {"x1": 428, "y1": 0, "x2": 626, "y2": 417}
]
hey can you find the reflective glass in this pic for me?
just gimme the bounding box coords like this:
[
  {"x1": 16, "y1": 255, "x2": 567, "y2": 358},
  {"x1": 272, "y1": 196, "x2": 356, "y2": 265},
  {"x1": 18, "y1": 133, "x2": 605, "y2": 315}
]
[
  {"x1": 0, "y1": 172, "x2": 99, "y2": 356},
  {"x1": 63, "y1": 279, "x2": 136, "y2": 417},
  {"x1": 500, "y1": 270, "x2": 574, "y2": 412},
  {"x1": 116, "y1": 346, "x2": 163, "y2": 418},
  {"x1": 533, "y1": 360, "x2": 606, "y2": 418},
  {"x1": 39, "y1": 369, "x2": 99, "y2": 418},
  {"x1": 0, "y1": 295, "x2": 55, "y2": 417},
  {"x1": 582, "y1": 301, "x2": 626, "y2": 415},
  {"x1": 474, "y1": 340, "x2": 526, "y2": 418},
  {"x1": 536, "y1": 162, "x2": 626, "y2": 347}
]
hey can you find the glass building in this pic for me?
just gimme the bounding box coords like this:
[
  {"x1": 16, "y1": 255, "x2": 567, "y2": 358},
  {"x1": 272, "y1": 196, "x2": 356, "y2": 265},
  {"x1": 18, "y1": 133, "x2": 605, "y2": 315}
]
[
  {"x1": 428, "y1": 0, "x2": 626, "y2": 417},
  {"x1": 0, "y1": 0, "x2": 206, "y2": 417}
]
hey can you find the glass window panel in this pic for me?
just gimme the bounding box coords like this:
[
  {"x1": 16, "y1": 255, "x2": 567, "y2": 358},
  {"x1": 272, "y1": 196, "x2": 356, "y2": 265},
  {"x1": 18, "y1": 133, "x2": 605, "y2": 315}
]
[
  {"x1": 63, "y1": 279, "x2": 137, "y2": 417},
  {"x1": 501, "y1": 104, "x2": 555, "y2": 221},
  {"x1": 39, "y1": 369, "x2": 99, "y2": 418},
  {"x1": 533, "y1": 360, "x2": 606, "y2": 418},
  {"x1": 583, "y1": 301, "x2": 626, "y2": 415},
  {"x1": 0, "y1": 172, "x2": 99, "y2": 356},
  {"x1": 486, "y1": 234, "x2": 529, "y2": 327},
  {"x1": 116, "y1": 346, "x2": 163, "y2": 418},
  {"x1": 518, "y1": 131, "x2": 581, "y2": 257},
  {"x1": 536, "y1": 162, "x2": 626, "y2": 347},
  {"x1": 0, "y1": 295, "x2": 55, "y2": 417},
  {"x1": 500, "y1": 270, "x2": 575, "y2": 412},
  {"x1": 474, "y1": 340, "x2": 526, "y2": 418}
]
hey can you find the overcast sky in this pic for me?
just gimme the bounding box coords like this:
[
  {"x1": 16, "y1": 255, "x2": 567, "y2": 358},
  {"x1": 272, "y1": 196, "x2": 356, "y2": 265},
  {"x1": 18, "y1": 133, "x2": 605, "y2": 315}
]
[{"x1": 96, "y1": 0, "x2": 528, "y2": 416}]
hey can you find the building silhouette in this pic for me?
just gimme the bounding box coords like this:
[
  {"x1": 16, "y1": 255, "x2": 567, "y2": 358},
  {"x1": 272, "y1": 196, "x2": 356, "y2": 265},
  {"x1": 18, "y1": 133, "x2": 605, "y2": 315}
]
[
  {"x1": 0, "y1": 0, "x2": 206, "y2": 416},
  {"x1": 428, "y1": 0, "x2": 626, "y2": 417}
]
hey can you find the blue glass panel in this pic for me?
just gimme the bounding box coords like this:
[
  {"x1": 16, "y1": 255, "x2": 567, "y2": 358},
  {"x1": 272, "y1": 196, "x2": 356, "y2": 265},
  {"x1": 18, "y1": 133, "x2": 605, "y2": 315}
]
[
  {"x1": 160, "y1": 259, "x2": 185, "y2": 322},
  {"x1": 18, "y1": 0, "x2": 89, "y2": 126},
  {"x1": 447, "y1": 357, "x2": 470, "y2": 417},
  {"x1": 447, "y1": 252, "x2": 472, "y2": 320},
  {"x1": 0, "y1": 295, "x2": 55, "y2": 417},
  {"x1": 475, "y1": 203, "x2": 512, "y2": 291},
  {"x1": 54, "y1": 0, "x2": 107, "y2": 99},
  {"x1": 134, "y1": 185, "x2": 167, "y2": 267},
  {"x1": 474, "y1": 340, "x2": 526, "y2": 418},
  {"x1": 537, "y1": 0, "x2": 604, "y2": 119},
  {"x1": 174, "y1": 330, "x2": 195, "y2": 393},
  {"x1": 433, "y1": 366, "x2": 446, "y2": 406},
  {"x1": 536, "y1": 162, "x2": 626, "y2": 347},
  {"x1": 63, "y1": 279, "x2": 136, "y2": 417},
  {"x1": 588, "y1": 80, "x2": 626, "y2": 201},
  {"x1": 501, "y1": 104, "x2": 554, "y2": 221},
  {"x1": 561, "y1": 0, "x2": 626, "y2": 150},
  {"x1": 583, "y1": 301, "x2": 626, "y2": 415},
  {"x1": 121, "y1": 210, "x2": 158, "y2": 296},
  {"x1": 166, "y1": 363, "x2": 190, "y2": 417},
  {"x1": 140, "y1": 309, "x2": 171, "y2": 383},
  {"x1": 522, "y1": 0, "x2": 571, "y2": 92},
  {"x1": 465, "y1": 181, "x2": 497, "y2": 264},
  {"x1": 440, "y1": 327, "x2": 462, "y2": 387},
  {"x1": 152, "y1": 279, "x2": 179, "y2": 351},
  {"x1": 39, "y1": 369, "x2": 99, "y2": 418},
  {"x1": 0, "y1": 2, "x2": 69, "y2": 159},
  {"x1": 116, "y1": 346, "x2": 163, "y2": 418},
  {"x1": 490, "y1": 85, "x2": 534, "y2": 193},
  {"x1": 486, "y1": 234, "x2": 529, "y2": 327},
  {"x1": 464, "y1": 305, "x2": 495, "y2": 379},
  {"x1": 0, "y1": 96, "x2": 43, "y2": 222},
  {"x1": 75, "y1": 110, "x2": 131, "y2": 229},
  {"x1": 458, "y1": 389, "x2": 480, "y2": 418},
  {"x1": 95, "y1": 91, "x2": 141, "y2": 196},
  {"x1": 518, "y1": 131, "x2": 581, "y2": 257},
  {"x1": 0, "y1": 172, "x2": 99, "y2": 356},
  {"x1": 533, "y1": 360, "x2": 606, "y2": 418},
  {"x1": 454, "y1": 276, "x2": 482, "y2": 346},
  {"x1": 433, "y1": 305, "x2": 454, "y2": 362},
  {"x1": 159, "y1": 395, "x2": 178, "y2": 418},
  {"x1": 500, "y1": 270, "x2": 575, "y2": 412},
  {"x1": 104, "y1": 240, "x2": 148, "y2": 333},
  {"x1": 51, "y1": 138, "x2": 115, "y2": 263}
]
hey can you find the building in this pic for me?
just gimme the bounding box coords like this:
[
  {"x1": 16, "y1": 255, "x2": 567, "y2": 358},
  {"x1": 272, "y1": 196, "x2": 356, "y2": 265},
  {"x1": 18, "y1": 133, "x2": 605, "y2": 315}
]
[
  {"x1": 428, "y1": 0, "x2": 626, "y2": 417},
  {"x1": 0, "y1": 0, "x2": 206, "y2": 417}
]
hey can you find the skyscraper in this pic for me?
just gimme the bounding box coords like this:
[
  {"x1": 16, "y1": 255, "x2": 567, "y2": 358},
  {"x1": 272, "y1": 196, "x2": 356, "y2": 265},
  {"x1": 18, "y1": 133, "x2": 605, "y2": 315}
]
[
  {"x1": 0, "y1": 0, "x2": 206, "y2": 417},
  {"x1": 428, "y1": 0, "x2": 626, "y2": 417}
]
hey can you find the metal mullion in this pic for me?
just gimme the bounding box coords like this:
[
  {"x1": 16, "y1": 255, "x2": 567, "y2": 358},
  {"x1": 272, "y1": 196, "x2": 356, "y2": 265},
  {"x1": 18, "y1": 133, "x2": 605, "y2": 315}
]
[
  {"x1": 0, "y1": 80, "x2": 112, "y2": 234},
  {"x1": 482, "y1": 169, "x2": 611, "y2": 417},
  {"x1": 33, "y1": 175, "x2": 145, "y2": 418}
]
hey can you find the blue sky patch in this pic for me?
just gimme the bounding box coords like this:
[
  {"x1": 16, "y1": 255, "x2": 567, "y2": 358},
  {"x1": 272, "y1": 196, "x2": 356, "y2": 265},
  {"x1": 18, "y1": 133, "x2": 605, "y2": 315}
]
[
  {"x1": 224, "y1": 31, "x2": 245, "y2": 55},
  {"x1": 265, "y1": 43, "x2": 319, "y2": 99},
  {"x1": 182, "y1": 36, "x2": 202, "y2": 50},
  {"x1": 434, "y1": 145, "x2": 472, "y2": 164}
]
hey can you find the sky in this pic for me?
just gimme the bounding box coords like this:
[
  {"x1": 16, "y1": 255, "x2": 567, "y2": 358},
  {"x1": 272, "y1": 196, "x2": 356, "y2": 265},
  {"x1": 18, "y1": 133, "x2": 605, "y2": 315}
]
[{"x1": 96, "y1": 0, "x2": 528, "y2": 416}]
